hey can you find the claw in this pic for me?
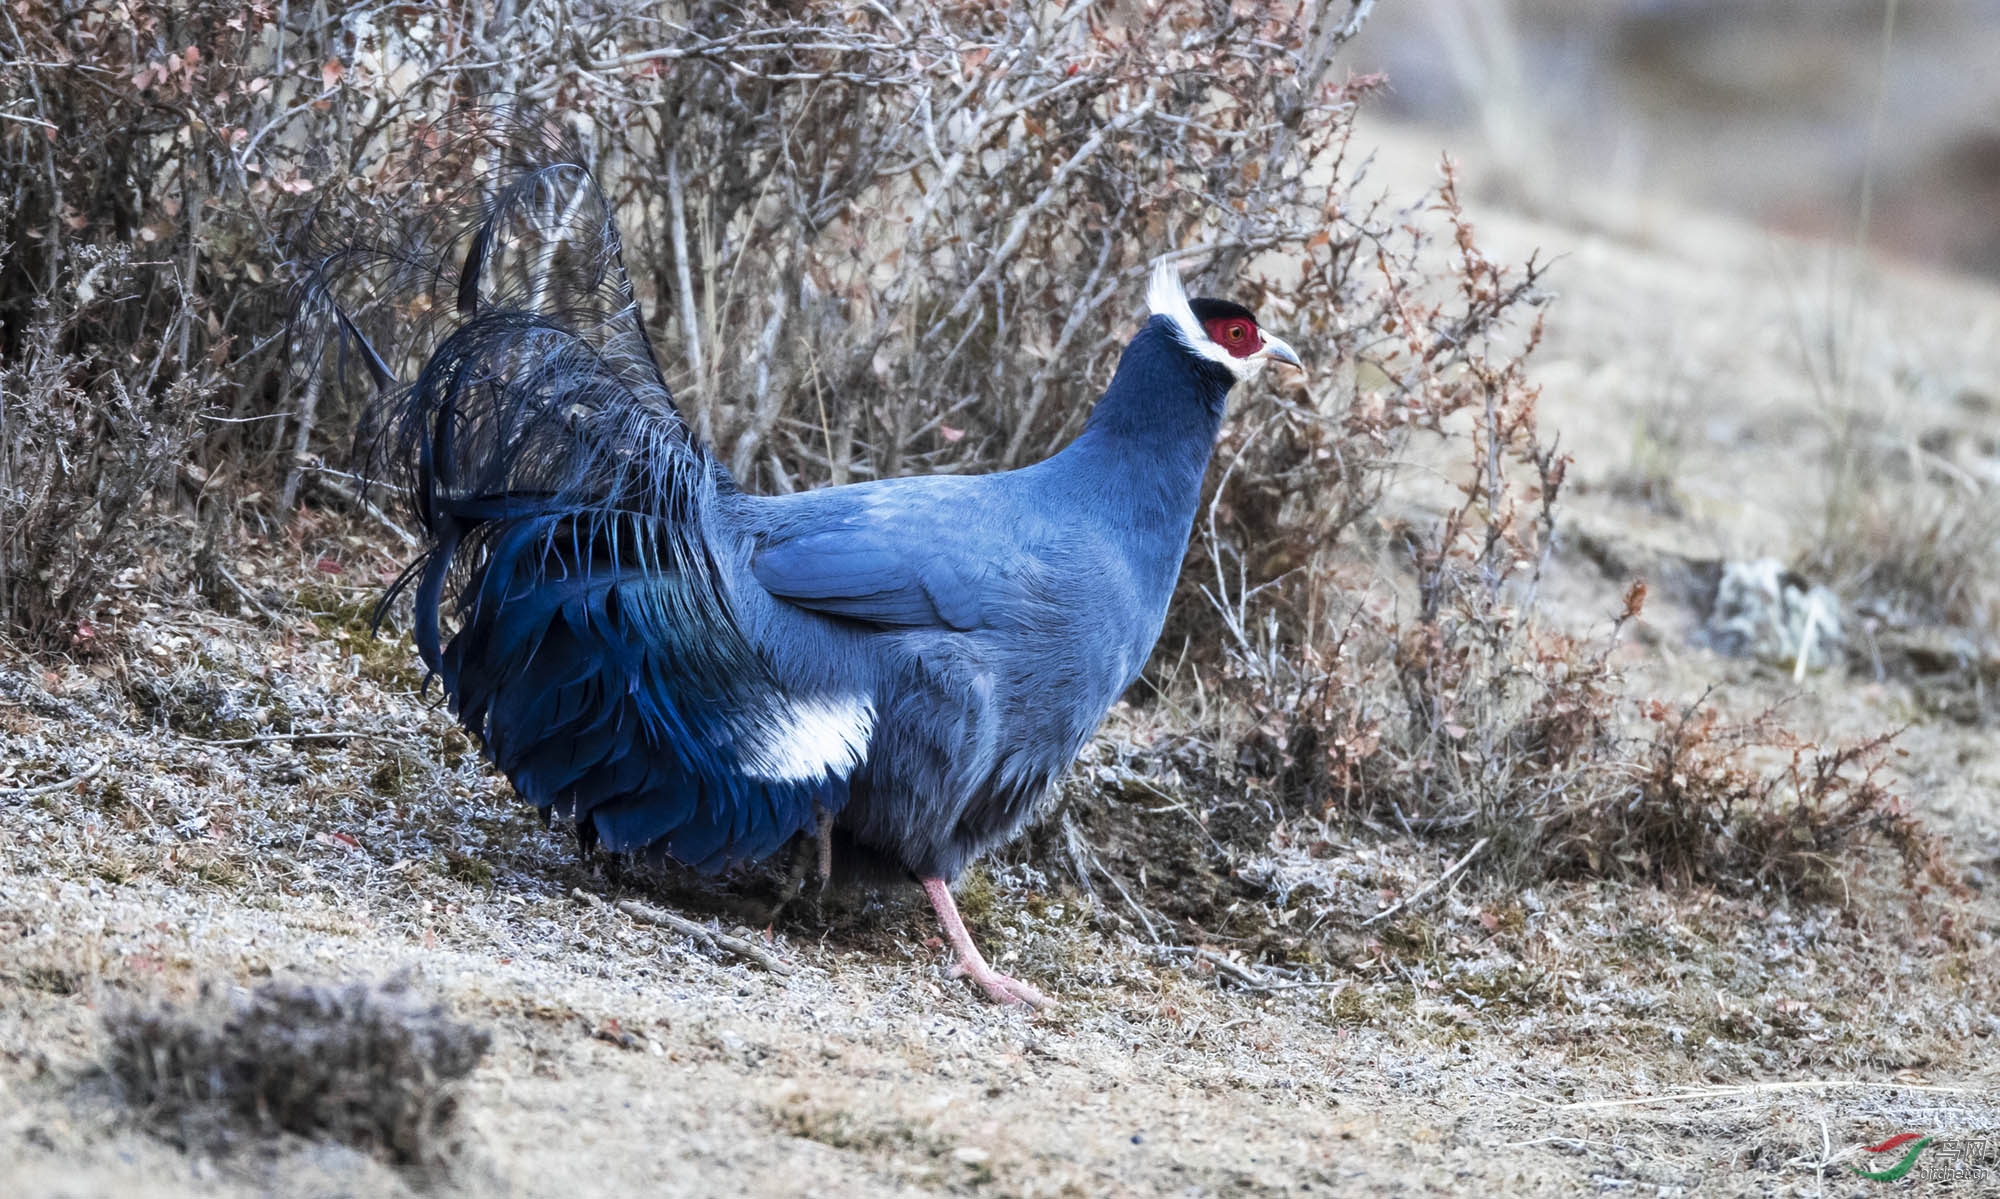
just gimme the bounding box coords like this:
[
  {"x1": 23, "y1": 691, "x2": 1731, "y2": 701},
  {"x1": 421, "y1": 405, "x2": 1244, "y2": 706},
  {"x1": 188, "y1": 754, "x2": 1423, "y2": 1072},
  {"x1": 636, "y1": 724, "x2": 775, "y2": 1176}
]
[{"x1": 947, "y1": 958, "x2": 1055, "y2": 1008}]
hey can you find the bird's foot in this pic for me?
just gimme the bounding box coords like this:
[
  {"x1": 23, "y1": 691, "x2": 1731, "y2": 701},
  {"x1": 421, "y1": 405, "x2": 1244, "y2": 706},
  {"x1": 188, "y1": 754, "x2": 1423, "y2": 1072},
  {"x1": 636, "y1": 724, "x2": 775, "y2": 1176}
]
[
  {"x1": 920, "y1": 875, "x2": 1057, "y2": 1011},
  {"x1": 949, "y1": 959, "x2": 1055, "y2": 1010}
]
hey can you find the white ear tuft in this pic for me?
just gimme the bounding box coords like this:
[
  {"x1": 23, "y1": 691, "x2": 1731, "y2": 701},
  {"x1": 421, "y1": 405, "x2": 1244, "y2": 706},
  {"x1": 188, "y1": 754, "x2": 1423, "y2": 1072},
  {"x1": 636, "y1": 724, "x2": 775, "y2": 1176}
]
[
  {"x1": 1147, "y1": 259, "x2": 1209, "y2": 357},
  {"x1": 1147, "y1": 260, "x2": 1189, "y2": 322}
]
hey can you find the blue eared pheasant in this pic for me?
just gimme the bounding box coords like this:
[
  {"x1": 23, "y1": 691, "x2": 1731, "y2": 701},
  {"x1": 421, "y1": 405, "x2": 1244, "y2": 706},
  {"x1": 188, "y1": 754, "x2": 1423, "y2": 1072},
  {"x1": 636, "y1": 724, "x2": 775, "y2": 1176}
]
[{"x1": 301, "y1": 129, "x2": 1301, "y2": 1008}]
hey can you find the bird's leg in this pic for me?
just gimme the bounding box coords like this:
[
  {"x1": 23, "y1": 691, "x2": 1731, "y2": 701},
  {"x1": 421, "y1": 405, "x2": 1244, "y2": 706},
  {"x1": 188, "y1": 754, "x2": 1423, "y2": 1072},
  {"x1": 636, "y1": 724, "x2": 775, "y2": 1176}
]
[
  {"x1": 764, "y1": 809, "x2": 834, "y2": 924},
  {"x1": 920, "y1": 877, "x2": 1054, "y2": 1010},
  {"x1": 816, "y1": 807, "x2": 834, "y2": 889},
  {"x1": 763, "y1": 833, "x2": 813, "y2": 922}
]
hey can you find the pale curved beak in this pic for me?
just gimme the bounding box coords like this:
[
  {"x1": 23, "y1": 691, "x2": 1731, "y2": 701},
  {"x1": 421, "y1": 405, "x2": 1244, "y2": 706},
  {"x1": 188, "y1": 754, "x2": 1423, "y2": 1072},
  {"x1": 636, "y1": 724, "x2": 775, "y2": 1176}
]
[{"x1": 1256, "y1": 333, "x2": 1303, "y2": 372}]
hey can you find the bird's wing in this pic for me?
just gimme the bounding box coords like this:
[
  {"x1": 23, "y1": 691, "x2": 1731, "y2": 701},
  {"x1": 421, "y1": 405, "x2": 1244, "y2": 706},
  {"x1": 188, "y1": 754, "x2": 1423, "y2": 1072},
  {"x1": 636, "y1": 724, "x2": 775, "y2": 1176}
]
[
  {"x1": 749, "y1": 485, "x2": 1027, "y2": 631},
  {"x1": 752, "y1": 528, "x2": 986, "y2": 629}
]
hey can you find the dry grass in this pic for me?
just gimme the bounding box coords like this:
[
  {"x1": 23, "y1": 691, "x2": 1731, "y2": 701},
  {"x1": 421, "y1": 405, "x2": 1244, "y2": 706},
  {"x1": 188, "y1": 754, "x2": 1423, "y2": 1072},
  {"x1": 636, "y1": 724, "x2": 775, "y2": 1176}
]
[
  {"x1": 105, "y1": 976, "x2": 490, "y2": 1168},
  {"x1": 0, "y1": 514, "x2": 1994, "y2": 1195},
  {"x1": 1810, "y1": 424, "x2": 2000, "y2": 634}
]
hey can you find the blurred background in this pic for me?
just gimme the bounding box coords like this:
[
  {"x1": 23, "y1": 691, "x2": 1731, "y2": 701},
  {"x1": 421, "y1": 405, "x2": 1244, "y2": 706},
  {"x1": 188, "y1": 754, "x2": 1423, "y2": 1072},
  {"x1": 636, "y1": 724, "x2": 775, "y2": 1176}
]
[{"x1": 1354, "y1": 0, "x2": 2000, "y2": 277}]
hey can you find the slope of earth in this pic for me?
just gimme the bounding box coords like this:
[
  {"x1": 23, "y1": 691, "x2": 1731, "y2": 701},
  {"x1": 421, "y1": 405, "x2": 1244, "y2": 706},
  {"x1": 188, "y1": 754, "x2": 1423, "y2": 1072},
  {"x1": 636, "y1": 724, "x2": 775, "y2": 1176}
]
[{"x1": 5, "y1": 127, "x2": 2000, "y2": 1197}]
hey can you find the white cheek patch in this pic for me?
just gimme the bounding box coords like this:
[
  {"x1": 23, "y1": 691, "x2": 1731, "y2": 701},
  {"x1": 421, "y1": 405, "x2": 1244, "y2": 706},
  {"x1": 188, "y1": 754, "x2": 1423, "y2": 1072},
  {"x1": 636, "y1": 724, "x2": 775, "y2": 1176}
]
[
  {"x1": 741, "y1": 694, "x2": 875, "y2": 782},
  {"x1": 1147, "y1": 260, "x2": 1265, "y2": 382}
]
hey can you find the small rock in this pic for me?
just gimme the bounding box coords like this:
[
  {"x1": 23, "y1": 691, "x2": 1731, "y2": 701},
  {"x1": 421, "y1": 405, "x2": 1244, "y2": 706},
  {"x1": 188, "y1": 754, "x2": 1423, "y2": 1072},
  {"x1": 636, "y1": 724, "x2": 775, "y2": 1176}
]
[{"x1": 1702, "y1": 558, "x2": 1843, "y2": 672}]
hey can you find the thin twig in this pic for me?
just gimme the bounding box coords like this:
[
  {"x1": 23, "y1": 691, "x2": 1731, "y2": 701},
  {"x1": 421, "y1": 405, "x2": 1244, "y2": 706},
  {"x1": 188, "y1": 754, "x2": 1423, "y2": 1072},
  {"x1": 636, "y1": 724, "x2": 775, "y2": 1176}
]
[
  {"x1": 1361, "y1": 837, "x2": 1489, "y2": 927},
  {"x1": 1561, "y1": 1080, "x2": 1980, "y2": 1113},
  {"x1": 1151, "y1": 945, "x2": 1350, "y2": 993},
  {"x1": 306, "y1": 470, "x2": 420, "y2": 548},
  {"x1": 210, "y1": 561, "x2": 282, "y2": 624},
  {"x1": 1061, "y1": 814, "x2": 1161, "y2": 943},
  {"x1": 181, "y1": 730, "x2": 409, "y2": 748},
  {"x1": 571, "y1": 888, "x2": 796, "y2": 976},
  {"x1": 0, "y1": 757, "x2": 106, "y2": 799}
]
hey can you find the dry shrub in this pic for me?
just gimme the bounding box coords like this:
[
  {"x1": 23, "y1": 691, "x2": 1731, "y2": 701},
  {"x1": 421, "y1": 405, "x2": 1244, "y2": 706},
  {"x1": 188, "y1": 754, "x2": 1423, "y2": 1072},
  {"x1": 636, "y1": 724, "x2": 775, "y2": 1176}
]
[
  {"x1": 1539, "y1": 698, "x2": 1946, "y2": 895},
  {"x1": 6, "y1": 0, "x2": 1387, "y2": 642},
  {"x1": 0, "y1": 2, "x2": 305, "y2": 647},
  {"x1": 105, "y1": 977, "x2": 490, "y2": 1168},
  {"x1": 296, "y1": 1, "x2": 1386, "y2": 489},
  {"x1": 0, "y1": 247, "x2": 209, "y2": 649},
  {"x1": 1172, "y1": 172, "x2": 1957, "y2": 903}
]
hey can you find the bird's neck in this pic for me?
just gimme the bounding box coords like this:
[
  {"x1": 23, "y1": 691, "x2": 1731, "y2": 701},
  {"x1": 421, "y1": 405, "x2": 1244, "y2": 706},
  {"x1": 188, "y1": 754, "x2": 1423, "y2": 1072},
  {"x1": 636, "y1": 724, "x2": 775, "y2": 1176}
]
[
  {"x1": 1072, "y1": 323, "x2": 1224, "y2": 501},
  {"x1": 1067, "y1": 321, "x2": 1234, "y2": 516}
]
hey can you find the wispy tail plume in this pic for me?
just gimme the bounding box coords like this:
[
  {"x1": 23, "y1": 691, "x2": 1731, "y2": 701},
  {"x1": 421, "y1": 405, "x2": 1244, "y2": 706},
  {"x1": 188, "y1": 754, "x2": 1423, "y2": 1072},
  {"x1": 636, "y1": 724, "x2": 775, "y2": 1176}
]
[{"x1": 291, "y1": 110, "x2": 726, "y2": 673}]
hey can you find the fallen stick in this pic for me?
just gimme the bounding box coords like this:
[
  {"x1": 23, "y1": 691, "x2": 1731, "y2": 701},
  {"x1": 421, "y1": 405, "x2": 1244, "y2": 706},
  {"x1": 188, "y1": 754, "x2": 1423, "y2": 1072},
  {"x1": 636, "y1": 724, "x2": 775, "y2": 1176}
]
[
  {"x1": 571, "y1": 888, "x2": 796, "y2": 977},
  {"x1": 1561, "y1": 1079, "x2": 1981, "y2": 1112},
  {"x1": 1362, "y1": 836, "x2": 1489, "y2": 927},
  {"x1": 182, "y1": 730, "x2": 409, "y2": 748},
  {"x1": 211, "y1": 562, "x2": 282, "y2": 624},
  {"x1": 307, "y1": 471, "x2": 420, "y2": 548},
  {"x1": 1193, "y1": 947, "x2": 1268, "y2": 989},
  {"x1": 0, "y1": 757, "x2": 106, "y2": 800}
]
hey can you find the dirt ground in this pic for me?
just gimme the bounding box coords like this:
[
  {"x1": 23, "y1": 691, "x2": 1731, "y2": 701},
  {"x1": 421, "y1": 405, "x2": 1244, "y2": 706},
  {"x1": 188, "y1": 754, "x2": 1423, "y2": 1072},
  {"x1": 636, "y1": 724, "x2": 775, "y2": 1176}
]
[{"x1": 5, "y1": 123, "x2": 2000, "y2": 1198}]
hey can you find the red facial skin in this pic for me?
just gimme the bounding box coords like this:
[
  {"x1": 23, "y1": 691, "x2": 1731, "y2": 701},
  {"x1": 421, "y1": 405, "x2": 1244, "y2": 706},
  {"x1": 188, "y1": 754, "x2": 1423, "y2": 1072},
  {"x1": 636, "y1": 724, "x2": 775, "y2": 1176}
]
[{"x1": 1201, "y1": 316, "x2": 1263, "y2": 358}]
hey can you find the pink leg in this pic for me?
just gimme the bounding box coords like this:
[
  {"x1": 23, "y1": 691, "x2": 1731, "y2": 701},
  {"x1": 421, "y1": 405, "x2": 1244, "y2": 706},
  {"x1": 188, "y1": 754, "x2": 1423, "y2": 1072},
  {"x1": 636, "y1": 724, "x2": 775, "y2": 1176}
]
[{"x1": 921, "y1": 877, "x2": 1055, "y2": 1010}]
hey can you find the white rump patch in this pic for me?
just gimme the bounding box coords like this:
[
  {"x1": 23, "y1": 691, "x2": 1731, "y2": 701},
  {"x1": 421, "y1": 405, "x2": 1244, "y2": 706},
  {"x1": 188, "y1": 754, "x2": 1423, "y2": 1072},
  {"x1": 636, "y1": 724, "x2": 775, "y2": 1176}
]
[
  {"x1": 1147, "y1": 259, "x2": 1259, "y2": 379},
  {"x1": 742, "y1": 694, "x2": 875, "y2": 782}
]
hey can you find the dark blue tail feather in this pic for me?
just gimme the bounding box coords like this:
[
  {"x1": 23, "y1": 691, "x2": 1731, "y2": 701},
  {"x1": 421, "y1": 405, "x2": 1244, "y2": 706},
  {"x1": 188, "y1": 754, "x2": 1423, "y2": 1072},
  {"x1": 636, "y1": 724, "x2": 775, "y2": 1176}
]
[{"x1": 295, "y1": 112, "x2": 853, "y2": 871}]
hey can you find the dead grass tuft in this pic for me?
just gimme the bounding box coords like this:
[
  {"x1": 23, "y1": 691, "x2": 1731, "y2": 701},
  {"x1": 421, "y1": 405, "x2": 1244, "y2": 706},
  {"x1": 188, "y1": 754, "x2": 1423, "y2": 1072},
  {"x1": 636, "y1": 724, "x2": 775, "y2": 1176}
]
[
  {"x1": 105, "y1": 976, "x2": 490, "y2": 1168},
  {"x1": 1788, "y1": 253, "x2": 2000, "y2": 641},
  {"x1": 1542, "y1": 699, "x2": 1952, "y2": 899},
  {"x1": 1811, "y1": 455, "x2": 2000, "y2": 634}
]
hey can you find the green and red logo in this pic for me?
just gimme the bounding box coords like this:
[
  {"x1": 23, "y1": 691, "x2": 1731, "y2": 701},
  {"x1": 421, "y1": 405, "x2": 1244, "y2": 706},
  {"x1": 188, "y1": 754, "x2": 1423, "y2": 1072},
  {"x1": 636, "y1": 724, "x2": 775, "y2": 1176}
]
[{"x1": 1852, "y1": 1133, "x2": 1934, "y2": 1182}]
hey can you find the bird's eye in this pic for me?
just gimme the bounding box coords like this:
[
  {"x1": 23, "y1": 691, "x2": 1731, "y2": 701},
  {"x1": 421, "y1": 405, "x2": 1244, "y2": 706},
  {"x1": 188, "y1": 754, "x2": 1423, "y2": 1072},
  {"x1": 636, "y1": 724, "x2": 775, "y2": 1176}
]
[{"x1": 1227, "y1": 324, "x2": 1245, "y2": 341}]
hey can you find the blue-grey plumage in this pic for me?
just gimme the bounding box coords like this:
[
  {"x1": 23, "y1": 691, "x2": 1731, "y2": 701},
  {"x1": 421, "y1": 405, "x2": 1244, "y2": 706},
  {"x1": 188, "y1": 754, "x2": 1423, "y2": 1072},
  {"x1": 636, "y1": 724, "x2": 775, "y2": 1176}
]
[
  {"x1": 741, "y1": 329, "x2": 1237, "y2": 880},
  {"x1": 295, "y1": 116, "x2": 1301, "y2": 1008}
]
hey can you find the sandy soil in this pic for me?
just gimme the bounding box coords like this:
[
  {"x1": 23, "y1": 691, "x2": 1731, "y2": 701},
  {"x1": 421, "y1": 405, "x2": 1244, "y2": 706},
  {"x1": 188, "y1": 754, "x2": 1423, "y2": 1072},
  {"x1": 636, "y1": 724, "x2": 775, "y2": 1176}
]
[{"x1": 5, "y1": 125, "x2": 2000, "y2": 1198}]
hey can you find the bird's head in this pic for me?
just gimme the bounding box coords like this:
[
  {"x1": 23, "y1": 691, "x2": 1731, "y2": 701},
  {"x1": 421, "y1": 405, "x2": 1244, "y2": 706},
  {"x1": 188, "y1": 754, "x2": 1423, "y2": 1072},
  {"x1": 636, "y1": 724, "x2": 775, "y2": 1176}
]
[{"x1": 1147, "y1": 262, "x2": 1304, "y2": 384}]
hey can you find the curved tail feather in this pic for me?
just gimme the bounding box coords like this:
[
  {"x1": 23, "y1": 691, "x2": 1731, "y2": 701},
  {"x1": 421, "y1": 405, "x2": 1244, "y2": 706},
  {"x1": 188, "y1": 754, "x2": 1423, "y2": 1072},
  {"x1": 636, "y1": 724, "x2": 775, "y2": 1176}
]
[{"x1": 294, "y1": 111, "x2": 861, "y2": 869}]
